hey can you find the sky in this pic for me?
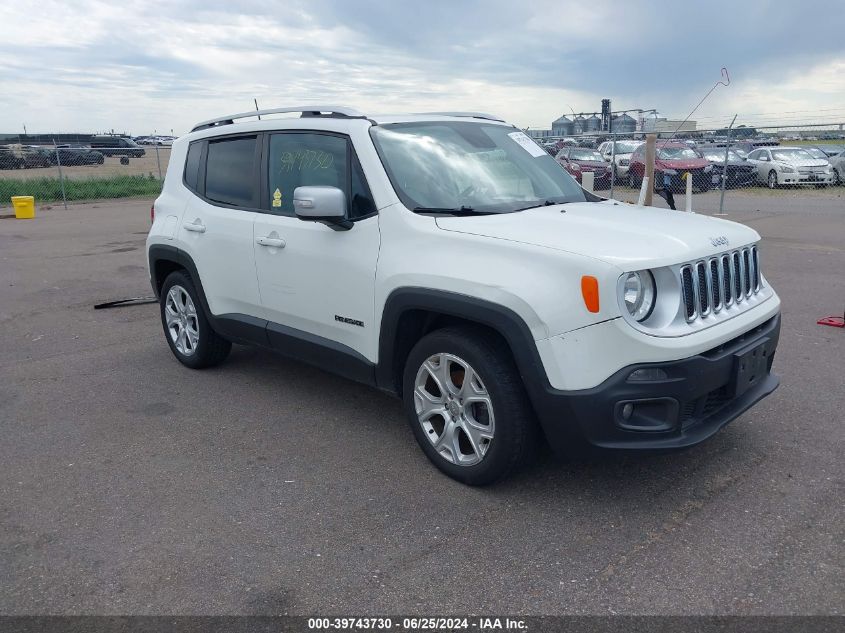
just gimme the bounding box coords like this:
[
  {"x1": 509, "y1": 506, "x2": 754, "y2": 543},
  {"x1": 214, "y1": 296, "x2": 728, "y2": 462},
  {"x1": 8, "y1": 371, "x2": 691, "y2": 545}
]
[{"x1": 1, "y1": 0, "x2": 844, "y2": 136}]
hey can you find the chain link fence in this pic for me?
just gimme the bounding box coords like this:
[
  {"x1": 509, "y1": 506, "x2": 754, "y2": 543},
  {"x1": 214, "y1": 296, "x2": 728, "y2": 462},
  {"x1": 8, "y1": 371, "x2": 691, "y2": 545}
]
[
  {"x1": 2, "y1": 122, "x2": 843, "y2": 215},
  {"x1": 0, "y1": 139, "x2": 171, "y2": 210},
  {"x1": 534, "y1": 122, "x2": 845, "y2": 215}
]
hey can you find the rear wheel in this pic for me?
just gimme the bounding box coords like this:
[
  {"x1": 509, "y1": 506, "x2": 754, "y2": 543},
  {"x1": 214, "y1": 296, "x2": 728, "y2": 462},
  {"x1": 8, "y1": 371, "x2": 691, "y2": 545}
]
[
  {"x1": 767, "y1": 170, "x2": 778, "y2": 189},
  {"x1": 834, "y1": 168, "x2": 841, "y2": 186},
  {"x1": 159, "y1": 271, "x2": 231, "y2": 369},
  {"x1": 402, "y1": 326, "x2": 538, "y2": 485}
]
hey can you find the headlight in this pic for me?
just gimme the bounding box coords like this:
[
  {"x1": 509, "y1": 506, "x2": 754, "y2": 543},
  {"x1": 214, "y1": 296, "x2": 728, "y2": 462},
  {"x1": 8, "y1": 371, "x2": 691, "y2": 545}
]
[
  {"x1": 570, "y1": 163, "x2": 581, "y2": 171},
  {"x1": 781, "y1": 165, "x2": 795, "y2": 173},
  {"x1": 704, "y1": 164, "x2": 713, "y2": 173},
  {"x1": 620, "y1": 158, "x2": 630, "y2": 166},
  {"x1": 622, "y1": 271, "x2": 656, "y2": 322}
]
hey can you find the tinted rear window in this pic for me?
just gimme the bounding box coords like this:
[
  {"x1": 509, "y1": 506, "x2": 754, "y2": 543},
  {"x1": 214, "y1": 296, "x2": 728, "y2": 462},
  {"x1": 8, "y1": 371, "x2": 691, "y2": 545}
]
[
  {"x1": 205, "y1": 137, "x2": 257, "y2": 207},
  {"x1": 184, "y1": 142, "x2": 202, "y2": 192}
]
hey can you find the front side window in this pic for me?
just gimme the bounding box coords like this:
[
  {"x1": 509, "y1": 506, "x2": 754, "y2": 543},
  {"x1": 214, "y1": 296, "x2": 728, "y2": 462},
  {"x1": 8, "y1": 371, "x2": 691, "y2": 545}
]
[
  {"x1": 370, "y1": 121, "x2": 586, "y2": 214},
  {"x1": 267, "y1": 133, "x2": 375, "y2": 219},
  {"x1": 205, "y1": 136, "x2": 258, "y2": 207}
]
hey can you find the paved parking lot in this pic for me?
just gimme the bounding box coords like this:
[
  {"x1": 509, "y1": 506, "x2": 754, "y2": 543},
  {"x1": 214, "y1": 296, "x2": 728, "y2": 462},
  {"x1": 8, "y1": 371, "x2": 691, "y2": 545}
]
[{"x1": 0, "y1": 199, "x2": 843, "y2": 615}]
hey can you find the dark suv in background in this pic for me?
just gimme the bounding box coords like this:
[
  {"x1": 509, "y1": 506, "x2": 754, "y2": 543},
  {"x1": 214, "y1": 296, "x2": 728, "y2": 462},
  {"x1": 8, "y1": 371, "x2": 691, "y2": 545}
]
[{"x1": 89, "y1": 135, "x2": 145, "y2": 159}]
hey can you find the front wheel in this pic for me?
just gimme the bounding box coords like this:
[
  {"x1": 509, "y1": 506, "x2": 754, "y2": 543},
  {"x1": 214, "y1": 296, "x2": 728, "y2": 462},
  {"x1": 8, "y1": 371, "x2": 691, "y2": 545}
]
[
  {"x1": 402, "y1": 327, "x2": 538, "y2": 485},
  {"x1": 767, "y1": 170, "x2": 778, "y2": 189},
  {"x1": 160, "y1": 271, "x2": 231, "y2": 369},
  {"x1": 834, "y1": 168, "x2": 841, "y2": 186}
]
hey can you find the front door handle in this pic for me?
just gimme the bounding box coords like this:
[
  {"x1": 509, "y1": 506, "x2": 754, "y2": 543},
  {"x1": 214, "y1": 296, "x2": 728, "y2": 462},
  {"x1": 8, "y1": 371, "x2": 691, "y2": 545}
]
[
  {"x1": 256, "y1": 236, "x2": 286, "y2": 248},
  {"x1": 183, "y1": 220, "x2": 206, "y2": 233}
]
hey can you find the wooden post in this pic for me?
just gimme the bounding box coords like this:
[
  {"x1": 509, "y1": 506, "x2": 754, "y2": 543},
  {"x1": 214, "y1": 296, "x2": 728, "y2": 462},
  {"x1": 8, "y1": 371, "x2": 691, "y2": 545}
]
[{"x1": 644, "y1": 133, "x2": 656, "y2": 206}]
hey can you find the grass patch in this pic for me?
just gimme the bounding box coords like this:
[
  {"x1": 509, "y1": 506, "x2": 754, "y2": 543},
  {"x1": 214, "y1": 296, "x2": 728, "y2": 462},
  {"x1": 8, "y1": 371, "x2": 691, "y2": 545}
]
[{"x1": 0, "y1": 175, "x2": 162, "y2": 203}]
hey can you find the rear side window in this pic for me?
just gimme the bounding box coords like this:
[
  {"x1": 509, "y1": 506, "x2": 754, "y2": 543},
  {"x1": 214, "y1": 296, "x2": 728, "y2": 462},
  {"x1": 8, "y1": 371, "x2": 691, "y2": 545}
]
[
  {"x1": 184, "y1": 142, "x2": 202, "y2": 193},
  {"x1": 205, "y1": 136, "x2": 258, "y2": 207}
]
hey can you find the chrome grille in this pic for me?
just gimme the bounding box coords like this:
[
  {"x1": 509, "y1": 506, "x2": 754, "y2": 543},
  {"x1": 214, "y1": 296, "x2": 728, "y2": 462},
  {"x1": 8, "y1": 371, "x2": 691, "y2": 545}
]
[{"x1": 680, "y1": 246, "x2": 762, "y2": 322}]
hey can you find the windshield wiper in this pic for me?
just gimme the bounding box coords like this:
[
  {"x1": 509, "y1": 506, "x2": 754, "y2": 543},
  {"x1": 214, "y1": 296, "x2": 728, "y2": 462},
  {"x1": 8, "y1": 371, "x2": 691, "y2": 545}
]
[
  {"x1": 511, "y1": 199, "x2": 566, "y2": 213},
  {"x1": 412, "y1": 206, "x2": 479, "y2": 216}
]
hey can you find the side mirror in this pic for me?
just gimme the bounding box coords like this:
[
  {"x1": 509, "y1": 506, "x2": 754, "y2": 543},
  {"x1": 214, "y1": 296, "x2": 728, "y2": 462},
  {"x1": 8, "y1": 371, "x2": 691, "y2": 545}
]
[{"x1": 293, "y1": 186, "x2": 351, "y2": 230}]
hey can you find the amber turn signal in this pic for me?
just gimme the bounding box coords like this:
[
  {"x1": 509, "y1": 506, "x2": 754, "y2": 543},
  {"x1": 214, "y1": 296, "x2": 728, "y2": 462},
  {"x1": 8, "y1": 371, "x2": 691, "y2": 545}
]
[{"x1": 581, "y1": 276, "x2": 600, "y2": 313}]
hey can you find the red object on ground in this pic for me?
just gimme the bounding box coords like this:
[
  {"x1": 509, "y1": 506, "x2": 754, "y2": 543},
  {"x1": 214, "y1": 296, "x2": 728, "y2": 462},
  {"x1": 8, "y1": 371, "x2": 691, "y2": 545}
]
[{"x1": 817, "y1": 316, "x2": 845, "y2": 328}]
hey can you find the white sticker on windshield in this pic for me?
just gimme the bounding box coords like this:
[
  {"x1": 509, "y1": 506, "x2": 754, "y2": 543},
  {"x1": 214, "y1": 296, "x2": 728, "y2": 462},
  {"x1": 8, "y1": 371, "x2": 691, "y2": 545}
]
[{"x1": 508, "y1": 131, "x2": 547, "y2": 158}]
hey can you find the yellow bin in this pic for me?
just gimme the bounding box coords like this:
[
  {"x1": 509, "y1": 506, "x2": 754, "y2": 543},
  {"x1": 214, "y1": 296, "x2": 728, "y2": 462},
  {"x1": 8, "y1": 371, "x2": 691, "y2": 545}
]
[{"x1": 11, "y1": 196, "x2": 35, "y2": 219}]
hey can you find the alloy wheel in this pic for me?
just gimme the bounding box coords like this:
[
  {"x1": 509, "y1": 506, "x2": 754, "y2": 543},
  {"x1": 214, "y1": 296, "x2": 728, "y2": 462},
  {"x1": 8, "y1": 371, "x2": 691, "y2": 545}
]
[
  {"x1": 164, "y1": 285, "x2": 200, "y2": 356},
  {"x1": 413, "y1": 353, "x2": 495, "y2": 466}
]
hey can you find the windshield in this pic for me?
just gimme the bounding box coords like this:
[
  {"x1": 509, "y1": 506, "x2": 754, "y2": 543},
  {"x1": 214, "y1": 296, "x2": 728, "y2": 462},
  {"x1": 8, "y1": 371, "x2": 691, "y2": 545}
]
[
  {"x1": 804, "y1": 147, "x2": 827, "y2": 159},
  {"x1": 657, "y1": 147, "x2": 699, "y2": 160},
  {"x1": 370, "y1": 122, "x2": 587, "y2": 213},
  {"x1": 772, "y1": 148, "x2": 815, "y2": 162},
  {"x1": 612, "y1": 141, "x2": 640, "y2": 154},
  {"x1": 701, "y1": 149, "x2": 743, "y2": 162},
  {"x1": 569, "y1": 149, "x2": 604, "y2": 162}
]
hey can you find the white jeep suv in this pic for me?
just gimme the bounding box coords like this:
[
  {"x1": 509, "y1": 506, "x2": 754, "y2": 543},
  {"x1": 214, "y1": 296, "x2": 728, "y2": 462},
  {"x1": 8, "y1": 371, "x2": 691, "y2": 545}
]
[{"x1": 146, "y1": 106, "x2": 781, "y2": 485}]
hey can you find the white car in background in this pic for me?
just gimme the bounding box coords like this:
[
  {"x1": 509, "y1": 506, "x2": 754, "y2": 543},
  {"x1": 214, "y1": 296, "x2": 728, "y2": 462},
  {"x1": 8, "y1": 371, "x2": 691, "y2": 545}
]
[
  {"x1": 829, "y1": 150, "x2": 845, "y2": 185},
  {"x1": 597, "y1": 140, "x2": 641, "y2": 178},
  {"x1": 745, "y1": 146, "x2": 834, "y2": 188}
]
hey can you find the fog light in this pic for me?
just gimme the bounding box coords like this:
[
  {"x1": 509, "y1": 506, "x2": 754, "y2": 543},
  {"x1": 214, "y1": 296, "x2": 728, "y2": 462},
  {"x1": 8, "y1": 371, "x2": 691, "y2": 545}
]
[
  {"x1": 627, "y1": 368, "x2": 669, "y2": 382},
  {"x1": 621, "y1": 403, "x2": 634, "y2": 420}
]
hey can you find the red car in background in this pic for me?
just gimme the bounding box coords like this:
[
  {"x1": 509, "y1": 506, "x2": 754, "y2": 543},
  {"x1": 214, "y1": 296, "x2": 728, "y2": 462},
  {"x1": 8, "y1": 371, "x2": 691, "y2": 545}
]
[
  {"x1": 554, "y1": 147, "x2": 611, "y2": 188},
  {"x1": 628, "y1": 142, "x2": 713, "y2": 192}
]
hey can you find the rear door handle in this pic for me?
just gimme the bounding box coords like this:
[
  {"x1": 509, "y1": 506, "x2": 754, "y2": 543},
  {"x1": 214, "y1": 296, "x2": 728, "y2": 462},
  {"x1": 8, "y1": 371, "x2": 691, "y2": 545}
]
[
  {"x1": 256, "y1": 236, "x2": 286, "y2": 248},
  {"x1": 183, "y1": 220, "x2": 206, "y2": 233}
]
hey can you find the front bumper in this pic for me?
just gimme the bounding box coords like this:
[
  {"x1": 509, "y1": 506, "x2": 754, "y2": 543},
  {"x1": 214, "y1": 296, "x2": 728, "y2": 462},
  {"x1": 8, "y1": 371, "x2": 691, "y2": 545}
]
[{"x1": 532, "y1": 314, "x2": 781, "y2": 454}]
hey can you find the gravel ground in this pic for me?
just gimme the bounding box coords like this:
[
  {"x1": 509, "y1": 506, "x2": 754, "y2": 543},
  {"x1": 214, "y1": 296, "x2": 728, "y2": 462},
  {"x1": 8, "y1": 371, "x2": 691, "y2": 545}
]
[{"x1": 0, "y1": 198, "x2": 842, "y2": 616}]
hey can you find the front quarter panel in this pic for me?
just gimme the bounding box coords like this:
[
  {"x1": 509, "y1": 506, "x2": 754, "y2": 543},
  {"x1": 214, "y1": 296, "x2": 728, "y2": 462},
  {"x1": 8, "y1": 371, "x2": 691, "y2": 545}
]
[{"x1": 374, "y1": 205, "x2": 623, "y2": 348}]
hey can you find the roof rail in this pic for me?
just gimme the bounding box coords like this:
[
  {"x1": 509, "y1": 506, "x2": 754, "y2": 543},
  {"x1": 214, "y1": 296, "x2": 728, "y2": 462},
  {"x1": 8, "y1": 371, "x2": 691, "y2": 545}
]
[
  {"x1": 415, "y1": 111, "x2": 505, "y2": 122},
  {"x1": 191, "y1": 106, "x2": 366, "y2": 132}
]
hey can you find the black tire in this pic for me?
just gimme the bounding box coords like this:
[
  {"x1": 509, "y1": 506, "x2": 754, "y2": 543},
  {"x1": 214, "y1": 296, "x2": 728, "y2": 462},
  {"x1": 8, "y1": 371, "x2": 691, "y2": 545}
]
[
  {"x1": 120, "y1": 156, "x2": 130, "y2": 165},
  {"x1": 767, "y1": 170, "x2": 778, "y2": 189},
  {"x1": 628, "y1": 171, "x2": 638, "y2": 189},
  {"x1": 159, "y1": 270, "x2": 231, "y2": 369},
  {"x1": 834, "y1": 168, "x2": 841, "y2": 186},
  {"x1": 402, "y1": 326, "x2": 538, "y2": 485}
]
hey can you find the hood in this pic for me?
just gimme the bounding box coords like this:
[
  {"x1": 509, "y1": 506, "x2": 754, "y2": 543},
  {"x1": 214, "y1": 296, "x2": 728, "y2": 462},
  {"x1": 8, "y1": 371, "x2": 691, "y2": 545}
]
[
  {"x1": 434, "y1": 200, "x2": 760, "y2": 270},
  {"x1": 776, "y1": 157, "x2": 829, "y2": 167},
  {"x1": 571, "y1": 160, "x2": 609, "y2": 169}
]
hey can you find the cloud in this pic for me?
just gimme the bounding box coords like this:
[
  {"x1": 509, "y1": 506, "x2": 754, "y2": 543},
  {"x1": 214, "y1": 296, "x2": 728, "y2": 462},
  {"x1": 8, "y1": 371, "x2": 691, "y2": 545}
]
[{"x1": 0, "y1": 0, "x2": 843, "y2": 134}]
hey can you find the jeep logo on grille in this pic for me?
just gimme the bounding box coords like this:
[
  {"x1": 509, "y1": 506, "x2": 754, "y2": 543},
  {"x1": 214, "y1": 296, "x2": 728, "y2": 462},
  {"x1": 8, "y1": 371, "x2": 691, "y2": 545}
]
[{"x1": 709, "y1": 236, "x2": 729, "y2": 247}]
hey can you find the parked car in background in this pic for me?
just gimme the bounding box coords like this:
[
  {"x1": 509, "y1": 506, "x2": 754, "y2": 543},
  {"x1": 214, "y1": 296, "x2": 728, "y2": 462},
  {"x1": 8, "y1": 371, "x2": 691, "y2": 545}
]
[
  {"x1": 52, "y1": 146, "x2": 106, "y2": 166},
  {"x1": 745, "y1": 147, "x2": 834, "y2": 188},
  {"x1": 697, "y1": 146, "x2": 757, "y2": 188},
  {"x1": 828, "y1": 150, "x2": 845, "y2": 185},
  {"x1": 90, "y1": 135, "x2": 146, "y2": 158},
  {"x1": 555, "y1": 147, "x2": 612, "y2": 188},
  {"x1": 811, "y1": 144, "x2": 844, "y2": 157},
  {"x1": 597, "y1": 139, "x2": 641, "y2": 179},
  {"x1": 0, "y1": 145, "x2": 24, "y2": 169},
  {"x1": 628, "y1": 142, "x2": 713, "y2": 192}
]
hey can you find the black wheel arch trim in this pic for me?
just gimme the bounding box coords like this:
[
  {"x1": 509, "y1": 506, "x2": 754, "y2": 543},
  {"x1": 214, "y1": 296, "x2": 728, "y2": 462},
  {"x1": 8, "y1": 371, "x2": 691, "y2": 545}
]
[{"x1": 376, "y1": 288, "x2": 551, "y2": 404}]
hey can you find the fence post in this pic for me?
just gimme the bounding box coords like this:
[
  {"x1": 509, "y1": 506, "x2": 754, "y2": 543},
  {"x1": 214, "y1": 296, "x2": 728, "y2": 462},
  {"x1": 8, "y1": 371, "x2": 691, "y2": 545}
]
[
  {"x1": 154, "y1": 138, "x2": 162, "y2": 181},
  {"x1": 718, "y1": 114, "x2": 737, "y2": 215},
  {"x1": 644, "y1": 134, "x2": 656, "y2": 206},
  {"x1": 52, "y1": 138, "x2": 68, "y2": 210},
  {"x1": 609, "y1": 137, "x2": 616, "y2": 200},
  {"x1": 685, "y1": 171, "x2": 693, "y2": 212}
]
